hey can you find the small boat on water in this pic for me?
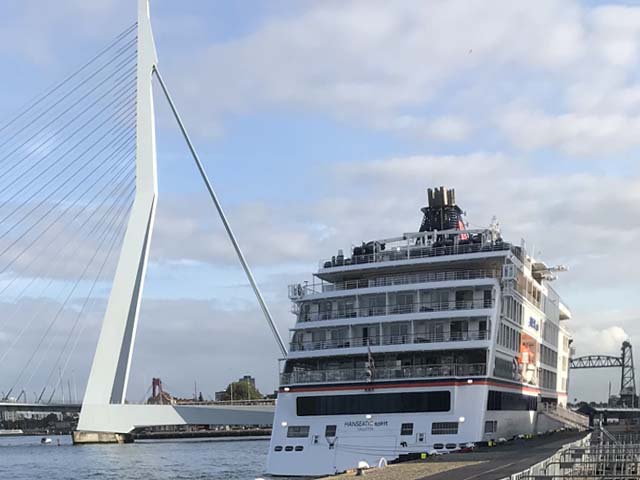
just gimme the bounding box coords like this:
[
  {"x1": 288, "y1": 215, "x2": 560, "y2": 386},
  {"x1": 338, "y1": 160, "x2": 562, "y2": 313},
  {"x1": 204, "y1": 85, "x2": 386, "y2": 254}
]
[{"x1": 40, "y1": 437, "x2": 52, "y2": 445}]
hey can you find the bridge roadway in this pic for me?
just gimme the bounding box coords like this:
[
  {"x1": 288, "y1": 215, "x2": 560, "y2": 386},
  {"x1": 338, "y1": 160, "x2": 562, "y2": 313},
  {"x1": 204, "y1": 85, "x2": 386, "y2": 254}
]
[
  {"x1": 0, "y1": 401, "x2": 275, "y2": 430},
  {"x1": 421, "y1": 431, "x2": 588, "y2": 480},
  {"x1": 0, "y1": 402, "x2": 81, "y2": 414}
]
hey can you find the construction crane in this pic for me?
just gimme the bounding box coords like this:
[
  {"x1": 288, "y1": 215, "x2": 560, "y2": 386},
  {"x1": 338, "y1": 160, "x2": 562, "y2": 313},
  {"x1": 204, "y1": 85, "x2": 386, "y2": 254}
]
[{"x1": 570, "y1": 341, "x2": 637, "y2": 407}]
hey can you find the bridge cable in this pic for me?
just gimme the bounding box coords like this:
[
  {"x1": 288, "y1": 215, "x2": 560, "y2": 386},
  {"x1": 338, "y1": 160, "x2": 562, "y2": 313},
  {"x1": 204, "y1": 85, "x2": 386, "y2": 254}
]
[
  {"x1": 5, "y1": 181, "x2": 135, "y2": 400},
  {"x1": 0, "y1": 116, "x2": 136, "y2": 233},
  {"x1": 0, "y1": 168, "x2": 136, "y2": 367},
  {"x1": 41, "y1": 192, "x2": 134, "y2": 402},
  {"x1": 153, "y1": 66, "x2": 289, "y2": 358},
  {"x1": 0, "y1": 112, "x2": 137, "y2": 275},
  {"x1": 0, "y1": 163, "x2": 135, "y2": 345},
  {"x1": 0, "y1": 23, "x2": 136, "y2": 139},
  {"x1": 0, "y1": 78, "x2": 136, "y2": 203}
]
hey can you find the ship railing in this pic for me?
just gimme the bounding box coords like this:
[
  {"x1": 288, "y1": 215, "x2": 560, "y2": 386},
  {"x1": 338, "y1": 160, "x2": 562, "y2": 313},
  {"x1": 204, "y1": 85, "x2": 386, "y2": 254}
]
[
  {"x1": 502, "y1": 283, "x2": 543, "y2": 312},
  {"x1": 289, "y1": 269, "x2": 500, "y2": 299},
  {"x1": 319, "y1": 242, "x2": 512, "y2": 270},
  {"x1": 280, "y1": 363, "x2": 487, "y2": 385},
  {"x1": 296, "y1": 298, "x2": 494, "y2": 323},
  {"x1": 289, "y1": 330, "x2": 491, "y2": 352},
  {"x1": 175, "y1": 399, "x2": 276, "y2": 407}
]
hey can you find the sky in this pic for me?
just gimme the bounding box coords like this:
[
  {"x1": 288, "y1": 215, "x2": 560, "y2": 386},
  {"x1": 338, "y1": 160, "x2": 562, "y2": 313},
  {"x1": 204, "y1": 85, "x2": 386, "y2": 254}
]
[{"x1": 0, "y1": 0, "x2": 639, "y2": 403}]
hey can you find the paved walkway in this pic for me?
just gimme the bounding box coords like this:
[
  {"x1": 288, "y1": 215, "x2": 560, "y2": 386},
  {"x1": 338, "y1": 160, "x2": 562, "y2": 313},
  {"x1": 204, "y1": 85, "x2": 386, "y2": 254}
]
[{"x1": 421, "y1": 431, "x2": 588, "y2": 480}]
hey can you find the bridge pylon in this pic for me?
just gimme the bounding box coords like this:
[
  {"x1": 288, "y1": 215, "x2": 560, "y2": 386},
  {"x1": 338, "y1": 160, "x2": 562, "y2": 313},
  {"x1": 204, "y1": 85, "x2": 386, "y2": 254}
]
[
  {"x1": 73, "y1": 0, "x2": 275, "y2": 443},
  {"x1": 73, "y1": 0, "x2": 159, "y2": 443}
]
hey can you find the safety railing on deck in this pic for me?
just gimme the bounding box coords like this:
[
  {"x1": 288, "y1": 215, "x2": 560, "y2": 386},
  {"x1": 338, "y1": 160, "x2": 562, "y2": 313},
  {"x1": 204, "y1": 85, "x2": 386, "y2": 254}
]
[
  {"x1": 289, "y1": 269, "x2": 500, "y2": 299},
  {"x1": 296, "y1": 298, "x2": 494, "y2": 323},
  {"x1": 174, "y1": 399, "x2": 276, "y2": 407},
  {"x1": 280, "y1": 363, "x2": 486, "y2": 385},
  {"x1": 289, "y1": 330, "x2": 491, "y2": 352},
  {"x1": 320, "y1": 242, "x2": 512, "y2": 269}
]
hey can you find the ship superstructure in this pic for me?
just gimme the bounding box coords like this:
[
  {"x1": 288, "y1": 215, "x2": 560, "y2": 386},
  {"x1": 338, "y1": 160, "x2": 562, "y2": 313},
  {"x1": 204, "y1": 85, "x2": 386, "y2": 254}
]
[{"x1": 267, "y1": 187, "x2": 573, "y2": 476}]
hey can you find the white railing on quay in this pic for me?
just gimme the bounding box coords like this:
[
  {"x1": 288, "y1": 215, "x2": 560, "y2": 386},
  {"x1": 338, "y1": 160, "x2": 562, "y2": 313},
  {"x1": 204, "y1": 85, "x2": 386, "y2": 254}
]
[{"x1": 504, "y1": 433, "x2": 592, "y2": 480}]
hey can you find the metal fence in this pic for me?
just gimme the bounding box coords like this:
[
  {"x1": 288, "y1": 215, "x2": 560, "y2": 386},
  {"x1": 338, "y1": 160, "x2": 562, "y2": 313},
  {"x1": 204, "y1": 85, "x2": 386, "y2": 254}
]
[{"x1": 505, "y1": 423, "x2": 640, "y2": 479}]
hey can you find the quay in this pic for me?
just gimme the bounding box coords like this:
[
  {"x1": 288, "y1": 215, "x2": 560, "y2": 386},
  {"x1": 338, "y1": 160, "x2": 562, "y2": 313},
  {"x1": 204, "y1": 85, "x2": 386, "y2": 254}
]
[
  {"x1": 319, "y1": 430, "x2": 588, "y2": 480},
  {"x1": 321, "y1": 420, "x2": 640, "y2": 480}
]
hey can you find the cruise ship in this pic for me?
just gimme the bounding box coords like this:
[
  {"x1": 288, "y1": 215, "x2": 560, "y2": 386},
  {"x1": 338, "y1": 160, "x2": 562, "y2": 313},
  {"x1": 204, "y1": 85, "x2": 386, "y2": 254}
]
[{"x1": 267, "y1": 187, "x2": 573, "y2": 477}]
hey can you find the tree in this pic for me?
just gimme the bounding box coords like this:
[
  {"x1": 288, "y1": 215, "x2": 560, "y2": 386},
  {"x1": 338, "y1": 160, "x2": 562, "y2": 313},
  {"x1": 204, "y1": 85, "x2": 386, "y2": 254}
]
[{"x1": 221, "y1": 380, "x2": 262, "y2": 401}]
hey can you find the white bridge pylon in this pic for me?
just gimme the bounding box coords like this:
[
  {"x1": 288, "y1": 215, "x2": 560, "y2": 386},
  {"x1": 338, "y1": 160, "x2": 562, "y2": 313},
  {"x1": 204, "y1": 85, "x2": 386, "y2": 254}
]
[{"x1": 75, "y1": 0, "x2": 278, "y2": 441}]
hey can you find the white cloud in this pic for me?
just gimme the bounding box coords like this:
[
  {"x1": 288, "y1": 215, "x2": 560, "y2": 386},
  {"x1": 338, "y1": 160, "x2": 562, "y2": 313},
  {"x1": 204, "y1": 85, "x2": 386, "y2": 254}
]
[
  {"x1": 497, "y1": 106, "x2": 640, "y2": 154},
  {"x1": 0, "y1": 0, "x2": 129, "y2": 65},
  {"x1": 378, "y1": 115, "x2": 472, "y2": 141},
  {"x1": 150, "y1": 153, "x2": 640, "y2": 289},
  {"x1": 150, "y1": 0, "x2": 640, "y2": 154}
]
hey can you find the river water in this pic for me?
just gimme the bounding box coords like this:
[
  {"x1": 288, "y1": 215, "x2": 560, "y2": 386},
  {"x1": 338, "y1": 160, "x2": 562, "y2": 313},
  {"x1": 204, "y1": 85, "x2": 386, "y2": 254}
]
[{"x1": 1, "y1": 435, "x2": 276, "y2": 480}]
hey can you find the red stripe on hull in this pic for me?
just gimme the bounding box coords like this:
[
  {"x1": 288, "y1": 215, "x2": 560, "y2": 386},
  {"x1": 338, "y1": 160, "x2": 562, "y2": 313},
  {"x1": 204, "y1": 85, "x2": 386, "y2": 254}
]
[{"x1": 281, "y1": 378, "x2": 550, "y2": 396}]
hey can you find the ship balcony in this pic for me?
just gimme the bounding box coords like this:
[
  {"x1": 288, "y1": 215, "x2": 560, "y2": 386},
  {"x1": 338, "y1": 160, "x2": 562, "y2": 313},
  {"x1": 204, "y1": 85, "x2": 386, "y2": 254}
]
[
  {"x1": 280, "y1": 362, "x2": 487, "y2": 386},
  {"x1": 318, "y1": 241, "x2": 512, "y2": 275},
  {"x1": 288, "y1": 269, "x2": 500, "y2": 300},
  {"x1": 295, "y1": 298, "x2": 494, "y2": 324},
  {"x1": 289, "y1": 330, "x2": 490, "y2": 353}
]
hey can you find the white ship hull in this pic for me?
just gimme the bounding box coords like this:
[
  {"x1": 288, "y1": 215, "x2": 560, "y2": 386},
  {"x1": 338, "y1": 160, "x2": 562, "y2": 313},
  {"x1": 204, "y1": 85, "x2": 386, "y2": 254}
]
[{"x1": 267, "y1": 381, "x2": 546, "y2": 476}]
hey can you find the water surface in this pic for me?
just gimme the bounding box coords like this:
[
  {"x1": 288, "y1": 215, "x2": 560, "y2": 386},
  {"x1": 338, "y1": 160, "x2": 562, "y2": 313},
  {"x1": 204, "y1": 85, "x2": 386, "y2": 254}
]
[{"x1": 1, "y1": 435, "x2": 273, "y2": 480}]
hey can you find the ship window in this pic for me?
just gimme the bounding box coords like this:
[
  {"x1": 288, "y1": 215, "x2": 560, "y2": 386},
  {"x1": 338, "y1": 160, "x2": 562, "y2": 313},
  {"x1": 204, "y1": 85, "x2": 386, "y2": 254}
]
[
  {"x1": 484, "y1": 420, "x2": 497, "y2": 434},
  {"x1": 294, "y1": 445, "x2": 304, "y2": 452},
  {"x1": 393, "y1": 293, "x2": 415, "y2": 314},
  {"x1": 425, "y1": 322, "x2": 444, "y2": 342},
  {"x1": 297, "y1": 391, "x2": 450, "y2": 416},
  {"x1": 325, "y1": 425, "x2": 337, "y2": 437},
  {"x1": 487, "y1": 390, "x2": 537, "y2": 411},
  {"x1": 287, "y1": 426, "x2": 310, "y2": 438},
  {"x1": 400, "y1": 423, "x2": 414, "y2": 436},
  {"x1": 284, "y1": 445, "x2": 294, "y2": 451},
  {"x1": 483, "y1": 290, "x2": 492, "y2": 308},
  {"x1": 433, "y1": 443, "x2": 444, "y2": 450},
  {"x1": 450, "y1": 320, "x2": 468, "y2": 341},
  {"x1": 319, "y1": 301, "x2": 332, "y2": 320},
  {"x1": 445, "y1": 443, "x2": 457, "y2": 449},
  {"x1": 433, "y1": 290, "x2": 449, "y2": 309},
  {"x1": 274, "y1": 445, "x2": 283, "y2": 452},
  {"x1": 431, "y1": 422, "x2": 459, "y2": 435},
  {"x1": 337, "y1": 299, "x2": 356, "y2": 318}
]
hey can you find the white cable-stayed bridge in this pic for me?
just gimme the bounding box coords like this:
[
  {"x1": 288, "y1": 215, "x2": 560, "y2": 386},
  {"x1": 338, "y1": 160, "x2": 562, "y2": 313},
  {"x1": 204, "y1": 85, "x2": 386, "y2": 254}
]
[{"x1": 0, "y1": 0, "x2": 283, "y2": 443}]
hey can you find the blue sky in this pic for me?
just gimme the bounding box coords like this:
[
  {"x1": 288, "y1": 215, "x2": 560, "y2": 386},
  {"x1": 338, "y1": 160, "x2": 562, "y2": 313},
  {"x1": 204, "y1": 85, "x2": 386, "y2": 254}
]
[{"x1": 0, "y1": 0, "x2": 639, "y2": 402}]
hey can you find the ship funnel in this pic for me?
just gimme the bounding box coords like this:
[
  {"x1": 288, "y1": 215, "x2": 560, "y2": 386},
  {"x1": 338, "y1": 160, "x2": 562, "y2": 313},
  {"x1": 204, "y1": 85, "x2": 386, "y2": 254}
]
[
  {"x1": 419, "y1": 186, "x2": 464, "y2": 233},
  {"x1": 427, "y1": 186, "x2": 457, "y2": 208}
]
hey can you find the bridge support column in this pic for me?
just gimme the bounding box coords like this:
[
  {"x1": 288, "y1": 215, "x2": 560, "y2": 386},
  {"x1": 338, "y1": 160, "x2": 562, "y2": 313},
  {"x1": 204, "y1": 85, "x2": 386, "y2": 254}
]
[{"x1": 72, "y1": 431, "x2": 134, "y2": 445}]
